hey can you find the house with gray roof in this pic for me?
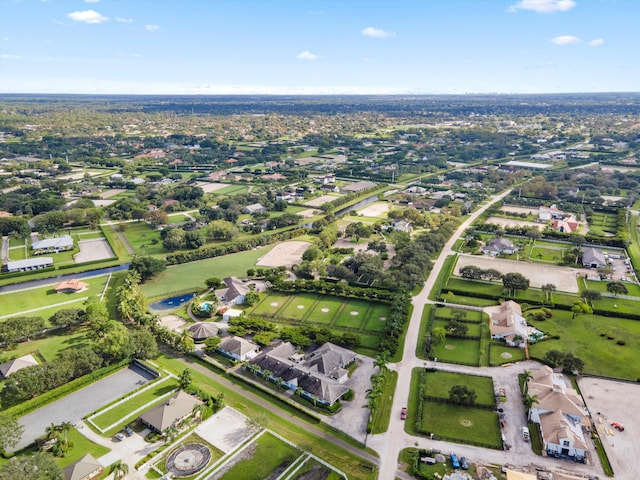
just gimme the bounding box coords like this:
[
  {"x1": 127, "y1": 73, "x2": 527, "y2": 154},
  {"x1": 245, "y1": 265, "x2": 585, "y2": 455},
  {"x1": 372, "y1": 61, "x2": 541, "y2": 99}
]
[
  {"x1": 32, "y1": 235, "x2": 74, "y2": 254},
  {"x1": 0, "y1": 354, "x2": 38, "y2": 378},
  {"x1": 139, "y1": 391, "x2": 201, "y2": 432},
  {"x1": 215, "y1": 276, "x2": 250, "y2": 306},
  {"x1": 63, "y1": 453, "x2": 103, "y2": 480},
  {"x1": 217, "y1": 336, "x2": 260, "y2": 361},
  {"x1": 482, "y1": 238, "x2": 518, "y2": 256},
  {"x1": 581, "y1": 247, "x2": 606, "y2": 269},
  {"x1": 3, "y1": 257, "x2": 53, "y2": 273}
]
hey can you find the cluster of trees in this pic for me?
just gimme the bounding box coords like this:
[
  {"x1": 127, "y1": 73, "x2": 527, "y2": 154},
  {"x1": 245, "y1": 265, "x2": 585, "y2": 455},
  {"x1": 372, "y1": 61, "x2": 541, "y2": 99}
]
[
  {"x1": 543, "y1": 350, "x2": 585, "y2": 373},
  {"x1": 0, "y1": 316, "x2": 45, "y2": 345},
  {"x1": 459, "y1": 265, "x2": 504, "y2": 281},
  {"x1": 449, "y1": 385, "x2": 477, "y2": 405},
  {"x1": 365, "y1": 352, "x2": 390, "y2": 433},
  {"x1": 31, "y1": 207, "x2": 102, "y2": 233}
]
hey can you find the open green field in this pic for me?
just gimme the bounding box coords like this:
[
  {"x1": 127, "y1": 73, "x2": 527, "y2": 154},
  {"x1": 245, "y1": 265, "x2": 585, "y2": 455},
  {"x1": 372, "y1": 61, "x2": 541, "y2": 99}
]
[
  {"x1": 334, "y1": 300, "x2": 370, "y2": 329},
  {"x1": 307, "y1": 296, "x2": 346, "y2": 324},
  {"x1": 90, "y1": 379, "x2": 180, "y2": 432},
  {"x1": 370, "y1": 370, "x2": 397, "y2": 435},
  {"x1": 432, "y1": 319, "x2": 482, "y2": 337},
  {"x1": 7, "y1": 246, "x2": 26, "y2": 260},
  {"x1": 489, "y1": 342, "x2": 526, "y2": 366},
  {"x1": 210, "y1": 184, "x2": 250, "y2": 196},
  {"x1": 527, "y1": 245, "x2": 565, "y2": 262},
  {"x1": 423, "y1": 370, "x2": 494, "y2": 405},
  {"x1": 433, "y1": 306, "x2": 484, "y2": 322},
  {"x1": 120, "y1": 222, "x2": 165, "y2": 256},
  {"x1": 279, "y1": 294, "x2": 318, "y2": 321},
  {"x1": 0, "y1": 275, "x2": 110, "y2": 319},
  {"x1": 57, "y1": 427, "x2": 110, "y2": 467},
  {"x1": 420, "y1": 400, "x2": 502, "y2": 448},
  {"x1": 589, "y1": 212, "x2": 618, "y2": 235},
  {"x1": 439, "y1": 292, "x2": 498, "y2": 307},
  {"x1": 585, "y1": 280, "x2": 640, "y2": 297},
  {"x1": 251, "y1": 293, "x2": 295, "y2": 317},
  {"x1": 431, "y1": 338, "x2": 480, "y2": 366},
  {"x1": 2, "y1": 327, "x2": 91, "y2": 362},
  {"x1": 218, "y1": 432, "x2": 300, "y2": 480},
  {"x1": 365, "y1": 304, "x2": 390, "y2": 332},
  {"x1": 291, "y1": 458, "x2": 343, "y2": 480},
  {"x1": 528, "y1": 309, "x2": 640, "y2": 379},
  {"x1": 140, "y1": 246, "x2": 274, "y2": 299}
]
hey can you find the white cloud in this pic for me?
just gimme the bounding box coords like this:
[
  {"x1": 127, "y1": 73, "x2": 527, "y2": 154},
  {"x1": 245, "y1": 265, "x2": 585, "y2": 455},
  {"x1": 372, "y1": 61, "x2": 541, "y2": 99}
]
[
  {"x1": 1, "y1": 54, "x2": 21, "y2": 59},
  {"x1": 144, "y1": 24, "x2": 159, "y2": 31},
  {"x1": 296, "y1": 51, "x2": 318, "y2": 61},
  {"x1": 551, "y1": 35, "x2": 581, "y2": 45},
  {"x1": 361, "y1": 27, "x2": 392, "y2": 38},
  {"x1": 115, "y1": 17, "x2": 133, "y2": 23},
  {"x1": 508, "y1": 0, "x2": 576, "y2": 13},
  {"x1": 67, "y1": 10, "x2": 108, "y2": 24},
  {"x1": 589, "y1": 38, "x2": 605, "y2": 47},
  {"x1": 84, "y1": 0, "x2": 100, "y2": 3}
]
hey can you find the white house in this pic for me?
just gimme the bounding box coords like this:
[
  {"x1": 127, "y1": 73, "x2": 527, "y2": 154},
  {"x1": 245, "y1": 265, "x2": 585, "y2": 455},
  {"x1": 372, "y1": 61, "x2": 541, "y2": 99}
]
[
  {"x1": 527, "y1": 366, "x2": 589, "y2": 462},
  {"x1": 32, "y1": 235, "x2": 74, "y2": 254},
  {"x1": 215, "y1": 277, "x2": 250, "y2": 306},
  {"x1": 538, "y1": 205, "x2": 564, "y2": 222},
  {"x1": 485, "y1": 301, "x2": 529, "y2": 347},
  {"x1": 217, "y1": 336, "x2": 260, "y2": 361}
]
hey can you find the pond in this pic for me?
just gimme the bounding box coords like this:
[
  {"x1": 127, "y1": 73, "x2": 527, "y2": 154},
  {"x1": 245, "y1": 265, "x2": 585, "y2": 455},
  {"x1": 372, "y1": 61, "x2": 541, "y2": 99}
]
[{"x1": 150, "y1": 292, "x2": 195, "y2": 311}]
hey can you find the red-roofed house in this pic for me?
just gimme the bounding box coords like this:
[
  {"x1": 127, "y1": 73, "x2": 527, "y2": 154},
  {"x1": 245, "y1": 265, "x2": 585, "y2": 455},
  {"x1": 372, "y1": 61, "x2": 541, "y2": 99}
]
[{"x1": 55, "y1": 279, "x2": 89, "y2": 293}]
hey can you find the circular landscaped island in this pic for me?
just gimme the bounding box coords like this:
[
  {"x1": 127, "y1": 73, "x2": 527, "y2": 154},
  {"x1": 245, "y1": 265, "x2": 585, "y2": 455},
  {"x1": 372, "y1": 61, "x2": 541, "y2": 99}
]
[{"x1": 166, "y1": 443, "x2": 211, "y2": 477}]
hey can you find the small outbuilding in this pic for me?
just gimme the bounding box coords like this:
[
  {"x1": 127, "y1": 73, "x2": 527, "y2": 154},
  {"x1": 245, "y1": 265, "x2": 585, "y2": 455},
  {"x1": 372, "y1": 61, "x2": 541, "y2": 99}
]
[
  {"x1": 63, "y1": 453, "x2": 103, "y2": 480},
  {"x1": 217, "y1": 336, "x2": 260, "y2": 361},
  {"x1": 0, "y1": 354, "x2": 38, "y2": 378},
  {"x1": 187, "y1": 322, "x2": 219, "y2": 342},
  {"x1": 582, "y1": 247, "x2": 606, "y2": 268},
  {"x1": 55, "y1": 279, "x2": 89, "y2": 293},
  {"x1": 222, "y1": 308, "x2": 243, "y2": 322}
]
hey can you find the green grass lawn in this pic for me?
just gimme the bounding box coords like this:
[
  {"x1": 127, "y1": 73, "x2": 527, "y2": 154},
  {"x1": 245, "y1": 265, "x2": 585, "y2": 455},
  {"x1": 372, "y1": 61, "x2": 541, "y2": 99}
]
[
  {"x1": 420, "y1": 400, "x2": 502, "y2": 448},
  {"x1": 430, "y1": 255, "x2": 457, "y2": 301},
  {"x1": 432, "y1": 319, "x2": 481, "y2": 337},
  {"x1": 489, "y1": 342, "x2": 526, "y2": 366},
  {"x1": 151, "y1": 433, "x2": 225, "y2": 477},
  {"x1": 334, "y1": 300, "x2": 370, "y2": 329},
  {"x1": 307, "y1": 296, "x2": 346, "y2": 325},
  {"x1": 528, "y1": 246, "x2": 564, "y2": 262},
  {"x1": 423, "y1": 370, "x2": 494, "y2": 405},
  {"x1": 279, "y1": 294, "x2": 319, "y2": 321},
  {"x1": 364, "y1": 304, "x2": 391, "y2": 333},
  {"x1": 431, "y1": 338, "x2": 480, "y2": 366},
  {"x1": 250, "y1": 293, "x2": 294, "y2": 317},
  {"x1": 120, "y1": 222, "x2": 165, "y2": 256},
  {"x1": 585, "y1": 280, "x2": 640, "y2": 297},
  {"x1": 210, "y1": 184, "x2": 250, "y2": 196},
  {"x1": 433, "y1": 306, "x2": 484, "y2": 323},
  {"x1": 528, "y1": 309, "x2": 640, "y2": 380},
  {"x1": 0, "y1": 276, "x2": 110, "y2": 320},
  {"x1": 592, "y1": 296, "x2": 639, "y2": 315},
  {"x1": 218, "y1": 432, "x2": 300, "y2": 480},
  {"x1": 90, "y1": 379, "x2": 180, "y2": 432},
  {"x1": 370, "y1": 370, "x2": 397, "y2": 434},
  {"x1": 140, "y1": 246, "x2": 274, "y2": 299},
  {"x1": 435, "y1": 293, "x2": 498, "y2": 307},
  {"x1": 7, "y1": 245, "x2": 27, "y2": 260},
  {"x1": 56, "y1": 427, "x2": 110, "y2": 467},
  {"x1": 3, "y1": 327, "x2": 92, "y2": 362}
]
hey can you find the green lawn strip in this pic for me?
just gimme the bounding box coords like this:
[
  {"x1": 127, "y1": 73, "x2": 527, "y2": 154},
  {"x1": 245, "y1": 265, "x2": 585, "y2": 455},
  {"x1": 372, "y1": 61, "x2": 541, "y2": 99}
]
[
  {"x1": 432, "y1": 318, "x2": 481, "y2": 337},
  {"x1": 334, "y1": 300, "x2": 370, "y2": 328},
  {"x1": 350, "y1": 333, "x2": 382, "y2": 358},
  {"x1": 423, "y1": 370, "x2": 494, "y2": 405},
  {"x1": 154, "y1": 355, "x2": 377, "y2": 480},
  {"x1": 429, "y1": 255, "x2": 457, "y2": 301},
  {"x1": 149, "y1": 432, "x2": 225, "y2": 477},
  {"x1": 370, "y1": 370, "x2": 398, "y2": 434},
  {"x1": 433, "y1": 306, "x2": 483, "y2": 322},
  {"x1": 629, "y1": 215, "x2": 640, "y2": 270},
  {"x1": 7, "y1": 246, "x2": 27, "y2": 261},
  {"x1": 592, "y1": 431, "x2": 615, "y2": 477},
  {"x1": 279, "y1": 294, "x2": 318, "y2": 321},
  {"x1": 431, "y1": 338, "x2": 480, "y2": 366},
  {"x1": 0, "y1": 276, "x2": 109, "y2": 319},
  {"x1": 364, "y1": 304, "x2": 391, "y2": 333},
  {"x1": 585, "y1": 280, "x2": 640, "y2": 297},
  {"x1": 415, "y1": 305, "x2": 434, "y2": 360},
  {"x1": 592, "y1": 296, "x2": 638, "y2": 316},
  {"x1": 249, "y1": 292, "x2": 293, "y2": 317},
  {"x1": 120, "y1": 222, "x2": 165, "y2": 256},
  {"x1": 101, "y1": 225, "x2": 131, "y2": 261},
  {"x1": 55, "y1": 427, "x2": 111, "y2": 468},
  {"x1": 528, "y1": 309, "x2": 640, "y2": 380},
  {"x1": 420, "y1": 400, "x2": 502, "y2": 448},
  {"x1": 90, "y1": 380, "x2": 180, "y2": 432},
  {"x1": 4, "y1": 326, "x2": 92, "y2": 362},
  {"x1": 446, "y1": 277, "x2": 504, "y2": 297},
  {"x1": 489, "y1": 341, "x2": 526, "y2": 366},
  {"x1": 307, "y1": 296, "x2": 346, "y2": 325},
  {"x1": 140, "y1": 246, "x2": 274, "y2": 299},
  {"x1": 218, "y1": 432, "x2": 301, "y2": 480}
]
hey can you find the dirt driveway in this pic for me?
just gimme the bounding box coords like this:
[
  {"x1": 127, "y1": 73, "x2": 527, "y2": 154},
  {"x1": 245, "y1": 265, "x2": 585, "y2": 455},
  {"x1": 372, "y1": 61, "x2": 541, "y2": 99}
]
[
  {"x1": 256, "y1": 241, "x2": 311, "y2": 267},
  {"x1": 455, "y1": 254, "x2": 588, "y2": 293},
  {"x1": 578, "y1": 377, "x2": 640, "y2": 480}
]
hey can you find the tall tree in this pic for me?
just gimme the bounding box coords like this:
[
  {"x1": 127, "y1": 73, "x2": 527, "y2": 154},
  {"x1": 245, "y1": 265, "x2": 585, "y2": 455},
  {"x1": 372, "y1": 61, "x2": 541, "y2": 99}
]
[
  {"x1": 502, "y1": 272, "x2": 530, "y2": 297},
  {"x1": 0, "y1": 413, "x2": 24, "y2": 452},
  {"x1": 0, "y1": 452, "x2": 62, "y2": 480},
  {"x1": 606, "y1": 281, "x2": 628, "y2": 296}
]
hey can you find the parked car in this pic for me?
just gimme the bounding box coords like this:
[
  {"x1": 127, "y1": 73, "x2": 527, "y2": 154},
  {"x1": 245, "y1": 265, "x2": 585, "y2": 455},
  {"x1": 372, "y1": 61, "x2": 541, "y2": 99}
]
[
  {"x1": 450, "y1": 453, "x2": 460, "y2": 469},
  {"x1": 460, "y1": 457, "x2": 469, "y2": 470},
  {"x1": 522, "y1": 426, "x2": 530, "y2": 441},
  {"x1": 123, "y1": 426, "x2": 134, "y2": 436},
  {"x1": 400, "y1": 407, "x2": 407, "y2": 420},
  {"x1": 611, "y1": 422, "x2": 625, "y2": 432},
  {"x1": 114, "y1": 432, "x2": 126, "y2": 441}
]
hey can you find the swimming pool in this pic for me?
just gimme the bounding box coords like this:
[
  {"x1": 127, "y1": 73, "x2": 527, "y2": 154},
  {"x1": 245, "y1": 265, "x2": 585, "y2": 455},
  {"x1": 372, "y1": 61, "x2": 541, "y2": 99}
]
[{"x1": 149, "y1": 293, "x2": 195, "y2": 311}]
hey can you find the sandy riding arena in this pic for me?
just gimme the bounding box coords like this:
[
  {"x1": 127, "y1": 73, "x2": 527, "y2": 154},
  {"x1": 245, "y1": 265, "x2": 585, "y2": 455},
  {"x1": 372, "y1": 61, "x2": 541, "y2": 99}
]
[
  {"x1": 357, "y1": 203, "x2": 390, "y2": 217},
  {"x1": 455, "y1": 255, "x2": 590, "y2": 293},
  {"x1": 74, "y1": 239, "x2": 115, "y2": 263},
  {"x1": 256, "y1": 241, "x2": 311, "y2": 267},
  {"x1": 304, "y1": 195, "x2": 337, "y2": 207}
]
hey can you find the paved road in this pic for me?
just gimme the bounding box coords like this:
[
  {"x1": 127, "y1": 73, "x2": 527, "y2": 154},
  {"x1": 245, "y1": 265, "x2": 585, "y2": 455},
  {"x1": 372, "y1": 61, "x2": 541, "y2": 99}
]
[{"x1": 15, "y1": 365, "x2": 154, "y2": 451}]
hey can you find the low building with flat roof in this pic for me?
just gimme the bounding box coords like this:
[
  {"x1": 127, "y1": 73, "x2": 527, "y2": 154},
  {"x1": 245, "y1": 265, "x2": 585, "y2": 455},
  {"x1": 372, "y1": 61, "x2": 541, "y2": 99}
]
[
  {"x1": 32, "y1": 235, "x2": 74, "y2": 254},
  {"x1": 3, "y1": 257, "x2": 53, "y2": 273}
]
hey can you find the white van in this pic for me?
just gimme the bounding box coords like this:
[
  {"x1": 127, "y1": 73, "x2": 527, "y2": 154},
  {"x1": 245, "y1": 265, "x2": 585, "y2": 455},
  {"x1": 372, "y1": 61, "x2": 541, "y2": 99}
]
[{"x1": 522, "y1": 426, "x2": 530, "y2": 441}]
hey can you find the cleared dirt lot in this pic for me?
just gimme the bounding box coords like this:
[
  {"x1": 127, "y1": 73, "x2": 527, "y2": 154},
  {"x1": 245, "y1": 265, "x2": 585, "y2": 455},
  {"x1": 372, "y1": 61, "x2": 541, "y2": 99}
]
[
  {"x1": 486, "y1": 216, "x2": 545, "y2": 230},
  {"x1": 195, "y1": 407, "x2": 255, "y2": 453},
  {"x1": 357, "y1": 202, "x2": 390, "y2": 217},
  {"x1": 74, "y1": 239, "x2": 116, "y2": 263},
  {"x1": 304, "y1": 195, "x2": 338, "y2": 207},
  {"x1": 195, "y1": 182, "x2": 228, "y2": 193},
  {"x1": 298, "y1": 208, "x2": 320, "y2": 218},
  {"x1": 455, "y1": 254, "x2": 588, "y2": 293},
  {"x1": 578, "y1": 377, "x2": 640, "y2": 480},
  {"x1": 500, "y1": 205, "x2": 539, "y2": 215},
  {"x1": 256, "y1": 241, "x2": 311, "y2": 267},
  {"x1": 99, "y1": 188, "x2": 126, "y2": 199}
]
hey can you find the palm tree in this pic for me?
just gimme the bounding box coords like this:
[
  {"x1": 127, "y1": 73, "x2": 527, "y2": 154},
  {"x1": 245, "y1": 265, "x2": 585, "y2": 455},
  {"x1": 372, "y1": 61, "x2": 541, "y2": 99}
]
[
  {"x1": 45, "y1": 423, "x2": 60, "y2": 442},
  {"x1": 111, "y1": 460, "x2": 129, "y2": 480},
  {"x1": 163, "y1": 426, "x2": 178, "y2": 444},
  {"x1": 522, "y1": 370, "x2": 533, "y2": 393},
  {"x1": 294, "y1": 386, "x2": 304, "y2": 398},
  {"x1": 541, "y1": 283, "x2": 556, "y2": 304},
  {"x1": 523, "y1": 394, "x2": 539, "y2": 414},
  {"x1": 192, "y1": 403, "x2": 207, "y2": 423},
  {"x1": 261, "y1": 369, "x2": 273, "y2": 383},
  {"x1": 58, "y1": 421, "x2": 73, "y2": 444},
  {"x1": 373, "y1": 351, "x2": 389, "y2": 372}
]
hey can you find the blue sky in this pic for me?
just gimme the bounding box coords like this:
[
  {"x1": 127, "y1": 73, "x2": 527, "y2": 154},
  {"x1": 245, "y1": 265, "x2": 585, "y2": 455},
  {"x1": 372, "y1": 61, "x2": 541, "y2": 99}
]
[{"x1": 0, "y1": 0, "x2": 638, "y2": 94}]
